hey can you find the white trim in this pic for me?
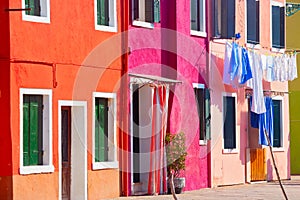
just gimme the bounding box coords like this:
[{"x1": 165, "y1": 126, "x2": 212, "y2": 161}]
[
  {"x1": 58, "y1": 100, "x2": 87, "y2": 200},
  {"x1": 272, "y1": 95, "x2": 284, "y2": 149},
  {"x1": 19, "y1": 88, "x2": 53, "y2": 175},
  {"x1": 92, "y1": 92, "x2": 118, "y2": 170},
  {"x1": 132, "y1": 20, "x2": 154, "y2": 29},
  {"x1": 94, "y1": 0, "x2": 118, "y2": 32},
  {"x1": 190, "y1": 0, "x2": 207, "y2": 38},
  {"x1": 192, "y1": 83, "x2": 205, "y2": 89},
  {"x1": 193, "y1": 83, "x2": 207, "y2": 145},
  {"x1": 22, "y1": 0, "x2": 50, "y2": 23},
  {"x1": 222, "y1": 92, "x2": 238, "y2": 152},
  {"x1": 191, "y1": 30, "x2": 207, "y2": 38}
]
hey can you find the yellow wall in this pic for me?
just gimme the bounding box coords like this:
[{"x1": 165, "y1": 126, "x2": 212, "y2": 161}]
[{"x1": 287, "y1": 0, "x2": 300, "y2": 174}]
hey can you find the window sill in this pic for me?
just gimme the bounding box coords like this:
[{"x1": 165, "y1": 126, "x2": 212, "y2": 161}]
[
  {"x1": 132, "y1": 20, "x2": 154, "y2": 29},
  {"x1": 272, "y1": 147, "x2": 285, "y2": 152},
  {"x1": 199, "y1": 140, "x2": 207, "y2": 146},
  {"x1": 22, "y1": 14, "x2": 50, "y2": 24},
  {"x1": 92, "y1": 161, "x2": 119, "y2": 170},
  {"x1": 20, "y1": 165, "x2": 54, "y2": 175},
  {"x1": 246, "y1": 43, "x2": 261, "y2": 50},
  {"x1": 222, "y1": 149, "x2": 238, "y2": 154},
  {"x1": 271, "y1": 47, "x2": 285, "y2": 54},
  {"x1": 95, "y1": 25, "x2": 117, "y2": 33},
  {"x1": 190, "y1": 30, "x2": 207, "y2": 38}
]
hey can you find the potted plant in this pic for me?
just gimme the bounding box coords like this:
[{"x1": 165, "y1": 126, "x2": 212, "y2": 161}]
[{"x1": 165, "y1": 131, "x2": 187, "y2": 195}]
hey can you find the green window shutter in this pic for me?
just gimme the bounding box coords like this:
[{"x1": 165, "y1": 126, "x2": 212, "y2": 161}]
[
  {"x1": 223, "y1": 96, "x2": 236, "y2": 149},
  {"x1": 134, "y1": 0, "x2": 139, "y2": 20},
  {"x1": 98, "y1": 0, "x2": 109, "y2": 26},
  {"x1": 23, "y1": 98, "x2": 30, "y2": 166},
  {"x1": 25, "y1": 0, "x2": 40, "y2": 16},
  {"x1": 29, "y1": 99, "x2": 39, "y2": 165},
  {"x1": 154, "y1": 0, "x2": 160, "y2": 23},
  {"x1": 95, "y1": 98, "x2": 108, "y2": 162},
  {"x1": 205, "y1": 88, "x2": 211, "y2": 140},
  {"x1": 145, "y1": 0, "x2": 154, "y2": 23},
  {"x1": 23, "y1": 95, "x2": 43, "y2": 166}
]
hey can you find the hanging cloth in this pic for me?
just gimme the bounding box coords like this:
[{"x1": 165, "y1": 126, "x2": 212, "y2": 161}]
[
  {"x1": 239, "y1": 47, "x2": 253, "y2": 84},
  {"x1": 223, "y1": 42, "x2": 233, "y2": 85},
  {"x1": 148, "y1": 85, "x2": 169, "y2": 195}
]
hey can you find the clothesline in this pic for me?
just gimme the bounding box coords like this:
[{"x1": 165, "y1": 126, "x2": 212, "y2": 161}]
[
  {"x1": 223, "y1": 41, "x2": 297, "y2": 115},
  {"x1": 245, "y1": 89, "x2": 289, "y2": 99}
]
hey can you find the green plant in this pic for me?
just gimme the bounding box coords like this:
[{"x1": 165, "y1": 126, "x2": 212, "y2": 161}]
[{"x1": 165, "y1": 132, "x2": 187, "y2": 178}]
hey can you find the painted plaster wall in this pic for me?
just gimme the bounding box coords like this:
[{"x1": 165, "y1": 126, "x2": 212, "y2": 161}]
[
  {"x1": 286, "y1": 0, "x2": 300, "y2": 175},
  {"x1": 210, "y1": 0, "x2": 290, "y2": 186},
  {"x1": 6, "y1": 0, "x2": 123, "y2": 199},
  {"x1": 128, "y1": 0, "x2": 209, "y2": 191}
]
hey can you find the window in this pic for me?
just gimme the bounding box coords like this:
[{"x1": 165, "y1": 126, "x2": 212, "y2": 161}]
[
  {"x1": 93, "y1": 92, "x2": 118, "y2": 169},
  {"x1": 246, "y1": 0, "x2": 260, "y2": 44},
  {"x1": 212, "y1": 0, "x2": 235, "y2": 39},
  {"x1": 193, "y1": 84, "x2": 211, "y2": 145},
  {"x1": 271, "y1": 3, "x2": 285, "y2": 49},
  {"x1": 22, "y1": 0, "x2": 50, "y2": 23},
  {"x1": 190, "y1": 0, "x2": 206, "y2": 37},
  {"x1": 95, "y1": 0, "x2": 117, "y2": 32},
  {"x1": 20, "y1": 89, "x2": 53, "y2": 174},
  {"x1": 223, "y1": 93, "x2": 237, "y2": 151},
  {"x1": 132, "y1": 0, "x2": 160, "y2": 28},
  {"x1": 272, "y1": 98, "x2": 283, "y2": 148}
]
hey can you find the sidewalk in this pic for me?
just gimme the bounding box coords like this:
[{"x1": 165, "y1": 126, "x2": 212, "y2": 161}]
[{"x1": 107, "y1": 176, "x2": 300, "y2": 200}]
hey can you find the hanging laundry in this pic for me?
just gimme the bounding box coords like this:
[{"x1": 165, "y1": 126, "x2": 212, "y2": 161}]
[
  {"x1": 239, "y1": 47, "x2": 253, "y2": 84},
  {"x1": 229, "y1": 42, "x2": 240, "y2": 81},
  {"x1": 247, "y1": 51, "x2": 266, "y2": 114},
  {"x1": 266, "y1": 56, "x2": 275, "y2": 82},
  {"x1": 258, "y1": 97, "x2": 274, "y2": 146},
  {"x1": 223, "y1": 42, "x2": 233, "y2": 85},
  {"x1": 289, "y1": 53, "x2": 298, "y2": 81},
  {"x1": 250, "y1": 96, "x2": 274, "y2": 146}
]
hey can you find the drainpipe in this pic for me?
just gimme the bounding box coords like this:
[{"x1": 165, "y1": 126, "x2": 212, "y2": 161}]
[{"x1": 120, "y1": 0, "x2": 130, "y2": 196}]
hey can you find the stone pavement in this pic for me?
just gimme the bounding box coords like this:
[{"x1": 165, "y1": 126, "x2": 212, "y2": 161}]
[{"x1": 107, "y1": 176, "x2": 300, "y2": 200}]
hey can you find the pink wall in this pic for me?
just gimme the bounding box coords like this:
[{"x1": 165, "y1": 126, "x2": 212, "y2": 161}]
[{"x1": 128, "y1": 0, "x2": 209, "y2": 191}]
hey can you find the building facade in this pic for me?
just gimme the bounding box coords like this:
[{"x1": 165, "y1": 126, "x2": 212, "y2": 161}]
[{"x1": 0, "y1": 0, "x2": 126, "y2": 199}]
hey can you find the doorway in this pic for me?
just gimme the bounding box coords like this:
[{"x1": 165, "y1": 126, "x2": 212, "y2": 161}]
[{"x1": 58, "y1": 101, "x2": 87, "y2": 200}]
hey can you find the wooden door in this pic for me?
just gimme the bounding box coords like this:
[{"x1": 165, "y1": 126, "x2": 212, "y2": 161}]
[
  {"x1": 61, "y1": 107, "x2": 71, "y2": 200},
  {"x1": 250, "y1": 148, "x2": 266, "y2": 181}
]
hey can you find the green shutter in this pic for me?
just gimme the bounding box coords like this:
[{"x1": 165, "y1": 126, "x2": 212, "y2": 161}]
[
  {"x1": 23, "y1": 99, "x2": 30, "y2": 166},
  {"x1": 154, "y1": 0, "x2": 160, "y2": 23},
  {"x1": 145, "y1": 0, "x2": 154, "y2": 23},
  {"x1": 95, "y1": 98, "x2": 108, "y2": 162},
  {"x1": 98, "y1": 0, "x2": 109, "y2": 25},
  {"x1": 25, "y1": 0, "x2": 40, "y2": 16},
  {"x1": 205, "y1": 88, "x2": 211, "y2": 140},
  {"x1": 29, "y1": 99, "x2": 39, "y2": 165},
  {"x1": 23, "y1": 95, "x2": 43, "y2": 166}
]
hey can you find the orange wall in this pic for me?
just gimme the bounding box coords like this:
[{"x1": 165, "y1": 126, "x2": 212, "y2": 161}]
[{"x1": 5, "y1": 0, "x2": 123, "y2": 199}]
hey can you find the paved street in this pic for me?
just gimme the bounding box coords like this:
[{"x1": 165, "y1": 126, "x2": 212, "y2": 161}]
[{"x1": 107, "y1": 176, "x2": 300, "y2": 200}]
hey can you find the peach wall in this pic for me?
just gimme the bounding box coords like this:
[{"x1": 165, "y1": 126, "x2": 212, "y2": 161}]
[{"x1": 210, "y1": 0, "x2": 289, "y2": 186}]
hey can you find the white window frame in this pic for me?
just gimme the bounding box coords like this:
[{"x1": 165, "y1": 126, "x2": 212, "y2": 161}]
[
  {"x1": 131, "y1": 0, "x2": 157, "y2": 29},
  {"x1": 94, "y1": 0, "x2": 118, "y2": 32},
  {"x1": 193, "y1": 83, "x2": 207, "y2": 145},
  {"x1": 222, "y1": 92, "x2": 238, "y2": 154},
  {"x1": 272, "y1": 96, "x2": 284, "y2": 151},
  {"x1": 92, "y1": 92, "x2": 118, "y2": 170},
  {"x1": 270, "y1": 1, "x2": 285, "y2": 53},
  {"x1": 245, "y1": 0, "x2": 261, "y2": 49},
  {"x1": 22, "y1": 0, "x2": 50, "y2": 23},
  {"x1": 190, "y1": 0, "x2": 207, "y2": 37},
  {"x1": 19, "y1": 88, "x2": 54, "y2": 175}
]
